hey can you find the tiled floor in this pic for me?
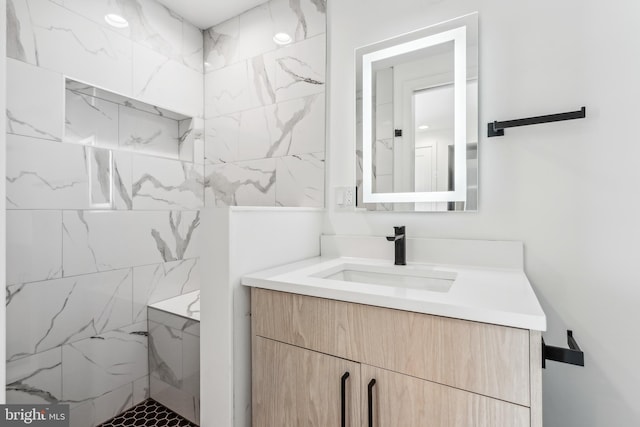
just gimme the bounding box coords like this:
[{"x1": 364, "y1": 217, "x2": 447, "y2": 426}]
[{"x1": 98, "y1": 399, "x2": 197, "y2": 427}]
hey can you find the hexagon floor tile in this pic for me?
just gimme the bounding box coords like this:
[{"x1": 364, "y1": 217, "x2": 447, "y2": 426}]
[{"x1": 97, "y1": 399, "x2": 197, "y2": 427}]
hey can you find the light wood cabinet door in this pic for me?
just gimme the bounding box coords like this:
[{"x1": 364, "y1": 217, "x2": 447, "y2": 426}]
[
  {"x1": 252, "y1": 336, "x2": 361, "y2": 427},
  {"x1": 252, "y1": 288, "x2": 530, "y2": 406},
  {"x1": 361, "y1": 364, "x2": 530, "y2": 427}
]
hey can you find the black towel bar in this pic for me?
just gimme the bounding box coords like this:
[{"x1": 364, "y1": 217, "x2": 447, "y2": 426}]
[
  {"x1": 542, "y1": 330, "x2": 584, "y2": 368},
  {"x1": 488, "y1": 107, "x2": 586, "y2": 137}
]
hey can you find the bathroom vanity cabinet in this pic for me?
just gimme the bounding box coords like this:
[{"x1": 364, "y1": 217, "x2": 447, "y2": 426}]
[{"x1": 251, "y1": 288, "x2": 542, "y2": 427}]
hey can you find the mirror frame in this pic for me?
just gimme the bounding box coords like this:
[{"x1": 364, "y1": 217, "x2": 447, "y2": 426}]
[{"x1": 358, "y1": 15, "x2": 478, "y2": 206}]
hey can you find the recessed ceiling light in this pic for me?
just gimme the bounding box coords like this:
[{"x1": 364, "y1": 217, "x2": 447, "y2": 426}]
[
  {"x1": 105, "y1": 13, "x2": 129, "y2": 29},
  {"x1": 273, "y1": 32, "x2": 293, "y2": 46},
  {"x1": 418, "y1": 125, "x2": 430, "y2": 130}
]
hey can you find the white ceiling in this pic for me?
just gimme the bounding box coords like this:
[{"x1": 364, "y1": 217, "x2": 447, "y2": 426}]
[{"x1": 156, "y1": 0, "x2": 269, "y2": 29}]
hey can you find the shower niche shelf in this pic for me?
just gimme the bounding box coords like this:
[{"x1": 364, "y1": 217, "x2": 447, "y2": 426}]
[{"x1": 64, "y1": 78, "x2": 203, "y2": 163}]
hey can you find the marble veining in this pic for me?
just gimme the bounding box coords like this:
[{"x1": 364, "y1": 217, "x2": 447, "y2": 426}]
[
  {"x1": 148, "y1": 322, "x2": 182, "y2": 388},
  {"x1": 61, "y1": 323, "x2": 148, "y2": 403},
  {"x1": 203, "y1": 0, "x2": 326, "y2": 72},
  {"x1": 148, "y1": 298, "x2": 200, "y2": 424},
  {"x1": 6, "y1": 135, "x2": 92, "y2": 210},
  {"x1": 65, "y1": 90, "x2": 119, "y2": 147},
  {"x1": 62, "y1": 211, "x2": 201, "y2": 276},
  {"x1": 6, "y1": 58, "x2": 64, "y2": 142},
  {"x1": 275, "y1": 152, "x2": 325, "y2": 207},
  {"x1": 132, "y1": 156, "x2": 204, "y2": 210},
  {"x1": 6, "y1": 269, "x2": 133, "y2": 362},
  {"x1": 151, "y1": 211, "x2": 200, "y2": 262},
  {"x1": 6, "y1": 348, "x2": 62, "y2": 404},
  {"x1": 148, "y1": 291, "x2": 201, "y2": 322},
  {"x1": 133, "y1": 259, "x2": 200, "y2": 323},
  {"x1": 205, "y1": 160, "x2": 276, "y2": 207}
]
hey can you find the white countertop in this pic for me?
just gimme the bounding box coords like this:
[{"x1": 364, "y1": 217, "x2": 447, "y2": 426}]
[
  {"x1": 148, "y1": 290, "x2": 200, "y2": 321},
  {"x1": 242, "y1": 256, "x2": 546, "y2": 331}
]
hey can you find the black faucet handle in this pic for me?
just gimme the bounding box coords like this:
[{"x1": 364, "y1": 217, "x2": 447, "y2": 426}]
[{"x1": 394, "y1": 226, "x2": 405, "y2": 235}]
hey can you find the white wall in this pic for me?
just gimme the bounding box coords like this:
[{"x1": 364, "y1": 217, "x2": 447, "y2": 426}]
[
  {"x1": 200, "y1": 207, "x2": 324, "y2": 427},
  {"x1": 0, "y1": 0, "x2": 7, "y2": 403},
  {"x1": 326, "y1": 0, "x2": 640, "y2": 425}
]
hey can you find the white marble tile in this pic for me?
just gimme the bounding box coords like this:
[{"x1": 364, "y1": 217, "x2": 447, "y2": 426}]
[
  {"x1": 203, "y1": 0, "x2": 325, "y2": 72},
  {"x1": 113, "y1": 151, "x2": 133, "y2": 210},
  {"x1": 205, "y1": 2, "x2": 283, "y2": 73},
  {"x1": 375, "y1": 138, "x2": 393, "y2": 176},
  {"x1": 233, "y1": 3, "x2": 275, "y2": 65},
  {"x1": 148, "y1": 308, "x2": 199, "y2": 334},
  {"x1": 67, "y1": 80, "x2": 189, "y2": 121},
  {"x1": 182, "y1": 332, "x2": 200, "y2": 397},
  {"x1": 132, "y1": 43, "x2": 203, "y2": 118},
  {"x1": 205, "y1": 114, "x2": 240, "y2": 164},
  {"x1": 206, "y1": 93, "x2": 324, "y2": 163},
  {"x1": 128, "y1": 0, "x2": 183, "y2": 59},
  {"x1": 148, "y1": 291, "x2": 200, "y2": 322},
  {"x1": 184, "y1": 320, "x2": 200, "y2": 337},
  {"x1": 28, "y1": 0, "x2": 133, "y2": 96},
  {"x1": 7, "y1": 0, "x2": 39, "y2": 64},
  {"x1": 65, "y1": 90, "x2": 119, "y2": 147},
  {"x1": 266, "y1": 34, "x2": 326, "y2": 103},
  {"x1": 62, "y1": 210, "x2": 201, "y2": 276},
  {"x1": 133, "y1": 259, "x2": 200, "y2": 322},
  {"x1": 204, "y1": 159, "x2": 276, "y2": 207},
  {"x1": 59, "y1": 0, "x2": 132, "y2": 38},
  {"x1": 69, "y1": 383, "x2": 134, "y2": 427},
  {"x1": 62, "y1": 0, "x2": 187, "y2": 66},
  {"x1": 7, "y1": 210, "x2": 62, "y2": 286},
  {"x1": 247, "y1": 54, "x2": 277, "y2": 108},
  {"x1": 178, "y1": 118, "x2": 201, "y2": 163},
  {"x1": 132, "y1": 155, "x2": 203, "y2": 210},
  {"x1": 150, "y1": 376, "x2": 199, "y2": 425},
  {"x1": 182, "y1": 22, "x2": 204, "y2": 72},
  {"x1": 236, "y1": 107, "x2": 273, "y2": 161},
  {"x1": 270, "y1": 0, "x2": 327, "y2": 43},
  {"x1": 6, "y1": 58, "x2": 64, "y2": 141},
  {"x1": 6, "y1": 134, "x2": 90, "y2": 209},
  {"x1": 264, "y1": 93, "x2": 325, "y2": 157},
  {"x1": 61, "y1": 323, "x2": 148, "y2": 403},
  {"x1": 148, "y1": 321, "x2": 182, "y2": 388},
  {"x1": 133, "y1": 377, "x2": 150, "y2": 406},
  {"x1": 275, "y1": 152, "x2": 325, "y2": 207},
  {"x1": 88, "y1": 147, "x2": 113, "y2": 207},
  {"x1": 119, "y1": 104, "x2": 180, "y2": 159},
  {"x1": 6, "y1": 269, "x2": 133, "y2": 362},
  {"x1": 203, "y1": 16, "x2": 239, "y2": 72},
  {"x1": 6, "y1": 348, "x2": 62, "y2": 404},
  {"x1": 204, "y1": 61, "x2": 250, "y2": 117}
]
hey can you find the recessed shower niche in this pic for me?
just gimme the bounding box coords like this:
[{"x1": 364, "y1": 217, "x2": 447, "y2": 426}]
[{"x1": 64, "y1": 79, "x2": 204, "y2": 210}]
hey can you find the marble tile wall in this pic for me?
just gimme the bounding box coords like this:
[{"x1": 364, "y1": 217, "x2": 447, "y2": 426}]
[
  {"x1": 5, "y1": 1, "x2": 204, "y2": 426},
  {"x1": 7, "y1": 0, "x2": 203, "y2": 117},
  {"x1": 148, "y1": 306, "x2": 200, "y2": 425},
  {"x1": 203, "y1": 0, "x2": 327, "y2": 207}
]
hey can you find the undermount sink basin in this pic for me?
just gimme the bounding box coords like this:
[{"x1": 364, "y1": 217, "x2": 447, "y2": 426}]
[{"x1": 312, "y1": 263, "x2": 457, "y2": 293}]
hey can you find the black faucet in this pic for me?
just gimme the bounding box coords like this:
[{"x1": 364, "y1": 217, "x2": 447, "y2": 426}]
[{"x1": 386, "y1": 226, "x2": 406, "y2": 265}]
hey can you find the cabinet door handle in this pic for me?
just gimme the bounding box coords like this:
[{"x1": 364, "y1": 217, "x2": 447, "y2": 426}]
[
  {"x1": 367, "y1": 378, "x2": 376, "y2": 427},
  {"x1": 341, "y1": 372, "x2": 350, "y2": 427}
]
